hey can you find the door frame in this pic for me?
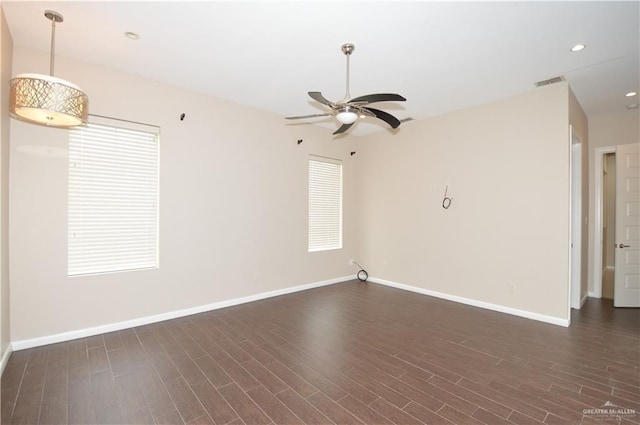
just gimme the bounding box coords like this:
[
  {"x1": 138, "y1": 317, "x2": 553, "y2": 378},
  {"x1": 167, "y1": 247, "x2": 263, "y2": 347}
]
[
  {"x1": 570, "y1": 138, "x2": 582, "y2": 309},
  {"x1": 569, "y1": 126, "x2": 585, "y2": 311},
  {"x1": 592, "y1": 145, "x2": 616, "y2": 298}
]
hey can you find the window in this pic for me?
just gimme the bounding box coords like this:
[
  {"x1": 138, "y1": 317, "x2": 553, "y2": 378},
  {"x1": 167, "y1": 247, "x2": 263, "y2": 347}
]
[
  {"x1": 308, "y1": 155, "x2": 342, "y2": 252},
  {"x1": 68, "y1": 118, "x2": 159, "y2": 276}
]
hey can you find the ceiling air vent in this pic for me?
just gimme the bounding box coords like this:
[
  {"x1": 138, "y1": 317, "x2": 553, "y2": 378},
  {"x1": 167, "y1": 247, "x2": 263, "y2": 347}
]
[{"x1": 534, "y1": 76, "x2": 565, "y2": 87}]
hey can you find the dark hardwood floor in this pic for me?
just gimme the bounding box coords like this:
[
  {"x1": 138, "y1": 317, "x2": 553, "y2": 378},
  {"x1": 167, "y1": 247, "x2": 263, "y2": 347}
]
[{"x1": 1, "y1": 281, "x2": 639, "y2": 425}]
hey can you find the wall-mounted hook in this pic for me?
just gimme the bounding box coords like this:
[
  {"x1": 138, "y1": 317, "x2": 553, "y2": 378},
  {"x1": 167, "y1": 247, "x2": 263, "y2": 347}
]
[
  {"x1": 442, "y1": 185, "x2": 452, "y2": 209},
  {"x1": 350, "y1": 151, "x2": 356, "y2": 156},
  {"x1": 180, "y1": 113, "x2": 185, "y2": 121},
  {"x1": 297, "y1": 139, "x2": 303, "y2": 145}
]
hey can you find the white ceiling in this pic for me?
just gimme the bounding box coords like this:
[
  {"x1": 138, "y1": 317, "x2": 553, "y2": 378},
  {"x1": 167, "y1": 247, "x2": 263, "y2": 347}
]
[{"x1": 3, "y1": 1, "x2": 639, "y2": 136}]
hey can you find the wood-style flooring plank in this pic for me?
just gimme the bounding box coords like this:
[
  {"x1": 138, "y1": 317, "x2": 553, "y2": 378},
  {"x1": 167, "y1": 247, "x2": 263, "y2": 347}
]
[
  {"x1": 246, "y1": 385, "x2": 305, "y2": 425},
  {"x1": 189, "y1": 379, "x2": 238, "y2": 425},
  {"x1": 219, "y1": 382, "x2": 272, "y2": 425},
  {"x1": 275, "y1": 388, "x2": 331, "y2": 425}
]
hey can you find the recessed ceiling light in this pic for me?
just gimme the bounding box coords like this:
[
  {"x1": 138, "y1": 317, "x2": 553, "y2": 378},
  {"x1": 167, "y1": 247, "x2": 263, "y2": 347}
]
[
  {"x1": 570, "y1": 44, "x2": 586, "y2": 52},
  {"x1": 626, "y1": 103, "x2": 639, "y2": 110},
  {"x1": 124, "y1": 31, "x2": 139, "y2": 40},
  {"x1": 625, "y1": 91, "x2": 637, "y2": 97}
]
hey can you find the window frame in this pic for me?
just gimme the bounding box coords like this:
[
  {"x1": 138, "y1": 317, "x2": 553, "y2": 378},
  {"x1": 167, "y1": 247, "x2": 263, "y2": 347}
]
[
  {"x1": 308, "y1": 155, "x2": 343, "y2": 252},
  {"x1": 67, "y1": 116, "x2": 160, "y2": 276}
]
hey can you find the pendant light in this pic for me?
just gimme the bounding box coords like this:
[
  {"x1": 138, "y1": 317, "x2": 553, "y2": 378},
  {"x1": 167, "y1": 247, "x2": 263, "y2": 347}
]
[{"x1": 9, "y1": 10, "x2": 89, "y2": 128}]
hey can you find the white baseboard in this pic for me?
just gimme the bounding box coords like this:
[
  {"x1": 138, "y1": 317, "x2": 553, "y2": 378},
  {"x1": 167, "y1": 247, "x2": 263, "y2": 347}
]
[
  {"x1": 1, "y1": 344, "x2": 12, "y2": 376},
  {"x1": 588, "y1": 291, "x2": 600, "y2": 298},
  {"x1": 580, "y1": 294, "x2": 589, "y2": 307},
  {"x1": 369, "y1": 277, "x2": 570, "y2": 327},
  {"x1": 12, "y1": 275, "x2": 355, "y2": 351}
]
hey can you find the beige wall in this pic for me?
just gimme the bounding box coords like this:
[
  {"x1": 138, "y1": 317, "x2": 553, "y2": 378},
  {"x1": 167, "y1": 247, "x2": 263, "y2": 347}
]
[
  {"x1": 0, "y1": 8, "x2": 13, "y2": 362},
  {"x1": 8, "y1": 44, "x2": 588, "y2": 343},
  {"x1": 356, "y1": 83, "x2": 571, "y2": 321},
  {"x1": 9, "y1": 46, "x2": 358, "y2": 342},
  {"x1": 569, "y1": 88, "x2": 589, "y2": 304},
  {"x1": 587, "y1": 110, "x2": 640, "y2": 293}
]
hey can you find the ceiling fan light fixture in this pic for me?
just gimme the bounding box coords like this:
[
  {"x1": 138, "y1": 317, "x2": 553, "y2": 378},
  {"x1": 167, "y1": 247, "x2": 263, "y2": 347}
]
[
  {"x1": 336, "y1": 108, "x2": 358, "y2": 124},
  {"x1": 8, "y1": 10, "x2": 89, "y2": 128}
]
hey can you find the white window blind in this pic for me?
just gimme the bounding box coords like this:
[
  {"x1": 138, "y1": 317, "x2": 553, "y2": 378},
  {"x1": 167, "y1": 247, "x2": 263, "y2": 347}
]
[
  {"x1": 309, "y1": 155, "x2": 343, "y2": 252},
  {"x1": 68, "y1": 119, "x2": 159, "y2": 276}
]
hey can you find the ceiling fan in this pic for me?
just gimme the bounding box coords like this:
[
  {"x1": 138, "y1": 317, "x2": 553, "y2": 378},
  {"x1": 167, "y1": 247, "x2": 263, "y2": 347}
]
[{"x1": 286, "y1": 43, "x2": 406, "y2": 135}]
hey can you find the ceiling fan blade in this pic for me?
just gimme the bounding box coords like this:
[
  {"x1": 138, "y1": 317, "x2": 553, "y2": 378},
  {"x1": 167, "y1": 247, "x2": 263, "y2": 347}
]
[
  {"x1": 285, "y1": 113, "x2": 332, "y2": 120},
  {"x1": 349, "y1": 93, "x2": 406, "y2": 104},
  {"x1": 308, "y1": 91, "x2": 334, "y2": 106},
  {"x1": 363, "y1": 107, "x2": 402, "y2": 129},
  {"x1": 333, "y1": 123, "x2": 354, "y2": 135}
]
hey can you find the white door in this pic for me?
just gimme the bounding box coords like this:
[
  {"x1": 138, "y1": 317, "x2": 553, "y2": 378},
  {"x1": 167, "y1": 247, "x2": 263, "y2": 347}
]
[{"x1": 614, "y1": 143, "x2": 640, "y2": 307}]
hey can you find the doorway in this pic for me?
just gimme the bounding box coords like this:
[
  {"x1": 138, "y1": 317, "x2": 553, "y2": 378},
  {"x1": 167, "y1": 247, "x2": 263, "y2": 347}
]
[
  {"x1": 593, "y1": 144, "x2": 640, "y2": 307},
  {"x1": 601, "y1": 152, "x2": 616, "y2": 299},
  {"x1": 592, "y1": 146, "x2": 616, "y2": 299}
]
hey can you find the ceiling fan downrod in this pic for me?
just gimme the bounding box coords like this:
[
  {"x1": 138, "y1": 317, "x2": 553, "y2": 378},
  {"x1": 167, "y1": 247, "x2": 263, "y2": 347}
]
[{"x1": 341, "y1": 43, "x2": 355, "y2": 102}]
